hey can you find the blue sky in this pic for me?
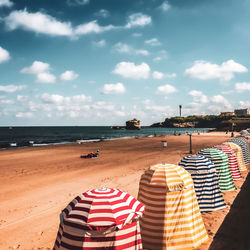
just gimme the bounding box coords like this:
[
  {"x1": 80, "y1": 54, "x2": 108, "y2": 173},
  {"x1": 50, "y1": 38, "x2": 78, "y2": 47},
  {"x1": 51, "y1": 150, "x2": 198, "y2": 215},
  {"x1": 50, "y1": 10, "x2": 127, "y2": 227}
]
[{"x1": 0, "y1": 0, "x2": 250, "y2": 126}]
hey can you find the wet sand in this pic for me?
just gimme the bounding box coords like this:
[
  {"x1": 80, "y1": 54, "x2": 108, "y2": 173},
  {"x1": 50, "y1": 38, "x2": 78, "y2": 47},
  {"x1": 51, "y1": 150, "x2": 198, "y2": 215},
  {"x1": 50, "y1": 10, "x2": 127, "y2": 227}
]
[{"x1": 0, "y1": 132, "x2": 249, "y2": 249}]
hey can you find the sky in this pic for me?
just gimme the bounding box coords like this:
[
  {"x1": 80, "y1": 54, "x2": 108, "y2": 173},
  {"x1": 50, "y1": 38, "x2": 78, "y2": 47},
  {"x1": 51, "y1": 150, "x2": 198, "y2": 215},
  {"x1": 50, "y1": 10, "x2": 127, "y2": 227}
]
[{"x1": 0, "y1": 0, "x2": 250, "y2": 126}]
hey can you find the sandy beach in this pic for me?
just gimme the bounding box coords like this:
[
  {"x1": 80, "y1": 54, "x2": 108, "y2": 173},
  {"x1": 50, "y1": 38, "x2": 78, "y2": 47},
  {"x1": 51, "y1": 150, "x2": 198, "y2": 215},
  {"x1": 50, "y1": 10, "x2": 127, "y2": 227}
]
[{"x1": 0, "y1": 132, "x2": 249, "y2": 249}]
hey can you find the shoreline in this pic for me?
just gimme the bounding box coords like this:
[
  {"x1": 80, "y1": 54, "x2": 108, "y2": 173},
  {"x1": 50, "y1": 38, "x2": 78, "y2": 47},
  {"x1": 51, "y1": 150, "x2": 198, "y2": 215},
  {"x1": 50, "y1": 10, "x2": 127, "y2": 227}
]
[
  {"x1": 0, "y1": 132, "x2": 248, "y2": 249},
  {"x1": 0, "y1": 127, "x2": 212, "y2": 150}
]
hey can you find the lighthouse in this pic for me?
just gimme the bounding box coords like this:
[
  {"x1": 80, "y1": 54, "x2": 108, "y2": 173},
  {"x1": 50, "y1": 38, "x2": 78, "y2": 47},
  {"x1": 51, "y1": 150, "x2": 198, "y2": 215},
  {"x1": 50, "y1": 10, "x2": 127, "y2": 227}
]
[{"x1": 179, "y1": 105, "x2": 182, "y2": 117}]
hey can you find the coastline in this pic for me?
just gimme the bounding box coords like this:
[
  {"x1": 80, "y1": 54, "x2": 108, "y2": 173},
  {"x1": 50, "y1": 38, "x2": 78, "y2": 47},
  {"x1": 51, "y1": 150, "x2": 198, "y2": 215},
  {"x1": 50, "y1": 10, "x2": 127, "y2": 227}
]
[
  {"x1": 0, "y1": 132, "x2": 249, "y2": 249},
  {"x1": 0, "y1": 126, "x2": 211, "y2": 150}
]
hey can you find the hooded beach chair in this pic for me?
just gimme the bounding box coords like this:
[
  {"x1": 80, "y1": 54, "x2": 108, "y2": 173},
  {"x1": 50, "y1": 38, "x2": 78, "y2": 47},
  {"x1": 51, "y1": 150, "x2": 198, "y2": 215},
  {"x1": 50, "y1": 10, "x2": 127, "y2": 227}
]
[
  {"x1": 240, "y1": 136, "x2": 250, "y2": 153},
  {"x1": 138, "y1": 163, "x2": 208, "y2": 250},
  {"x1": 230, "y1": 138, "x2": 249, "y2": 164},
  {"x1": 230, "y1": 137, "x2": 250, "y2": 165},
  {"x1": 54, "y1": 188, "x2": 144, "y2": 249},
  {"x1": 198, "y1": 148, "x2": 235, "y2": 191},
  {"x1": 223, "y1": 142, "x2": 247, "y2": 172},
  {"x1": 213, "y1": 144, "x2": 242, "y2": 180},
  {"x1": 179, "y1": 154, "x2": 226, "y2": 212}
]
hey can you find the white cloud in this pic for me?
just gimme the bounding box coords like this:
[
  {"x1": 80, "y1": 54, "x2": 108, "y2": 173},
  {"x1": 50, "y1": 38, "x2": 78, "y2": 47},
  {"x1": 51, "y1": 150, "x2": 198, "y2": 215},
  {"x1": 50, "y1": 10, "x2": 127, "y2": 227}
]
[
  {"x1": 186, "y1": 92, "x2": 234, "y2": 115},
  {"x1": 75, "y1": 20, "x2": 115, "y2": 35},
  {"x1": 238, "y1": 101, "x2": 250, "y2": 108},
  {"x1": 145, "y1": 38, "x2": 161, "y2": 46},
  {"x1": 0, "y1": 0, "x2": 13, "y2": 7},
  {"x1": 125, "y1": 13, "x2": 152, "y2": 29},
  {"x1": 92, "y1": 101, "x2": 115, "y2": 111},
  {"x1": 235, "y1": 82, "x2": 250, "y2": 92},
  {"x1": 113, "y1": 62, "x2": 150, "y2": 79},
  {"x1": 188, "y1": 90, "x2": 209, "y2": 104},
  {"x1": 93, "y1": 39, "x2": 106, "y2": 48},
  {"x1": 0, "y1": 46, "x2": 10, "y2": 63},
  {"x1": 152, "y1": 71, "x2": 176, "y2": 79},
  {"x1": 113, "y1": 42, "x2": 132, "y2": 53},
  {"x1": 16, "y1": 112, "x2": 34, "y2": 118},
  {"x1": 0, "y1": 85, "x2": 26, "y2": 93},
  {"x1": 152, "y1": 71, "x2": 164, "y2": 79},
  {"x1": 0, "y1": 99, "x2": 15, "y2": 104},
  {"x1": 67, "y1": 0, "x2": 89, "y2": 6},
  {"x1": 135, "y1": 49, "x2": 149, "y2": 56},
  {"x1": 5, "y1": 10, "x2": 113, "y2": 38},
  {"x1": 153, "y1": 57, "x2": 162, "y2": 62},
  {"x1": 4, "y1": 10, "x2": 151, "y2": 38},
  {"x1": 95, "y1": 9, "x2": 109, "y2": 18},
  {"x1": 17, "y1": 95, "x2": 28, "y2": 102},
  {"x1": 5, "y1": 9, "x2": 73, "y2": 37},
  {"x1": 141, "y1": 99, "x2": 153, "y2": 105},
  {"x1": 156, "y1": 84, "x2": 177, "y2": 94},
  {"x1": 113, "y1": 42, "x2": 149, "y2": 56},
  {"x1": 114, "y1": 110, "x2": 126, "y2": 117},
  {"x1": 41, "y1": 93, "x2": 92, "y2": 105},
  {"x1": 36, "y1": 72, "x2": 56, "y2": 83},
  {"x1": 60, "y1": 70, "x2": 78, "y2": 81},
  {"x1": 21, "y1": 61, "x2": 56, "y2": 83},
  {"x1": 185, "y1": 60, "x2": 248, "y2": 81},
  {"x1": 159, "y1": 1, "x2": 171, "y2": 11},
  {"x1": 102, "y1": 82, "x2": 126, "y2": 95},
  {"x1": 211, "y1": 95, "x2": 232, "y2": 109},
  {"x1": 21, "y1": 61, "x2": 50, "y2": 74}
]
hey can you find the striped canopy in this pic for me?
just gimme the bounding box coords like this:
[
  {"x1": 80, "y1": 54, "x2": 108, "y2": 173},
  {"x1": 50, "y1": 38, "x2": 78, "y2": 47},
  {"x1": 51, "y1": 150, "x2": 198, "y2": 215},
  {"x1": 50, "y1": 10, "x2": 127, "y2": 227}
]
[
  {"x1": 138, "y1": 164, "x2": 208, "y2": 250},
  {"x1": 223, "y1": 142, "x2": 247, "y2": 172},
  {"x1": 198, "y1": 148, "x2": 235, "y2": 192},
  {"x1": 240, "y1": 137, "x2": 250, "y2": 152},
  {"x1": 230, "y1": 138, "x2": 250, "y2": 165},
  {"x1": 179, "y1": 155, "x2": 226, "y2": 213},
  {"x1": 213, "y1": 145, "x2": 242, "y2": 180},
  {"x1": 54, "y1": 188, "x2": 144, "y2": 249}
]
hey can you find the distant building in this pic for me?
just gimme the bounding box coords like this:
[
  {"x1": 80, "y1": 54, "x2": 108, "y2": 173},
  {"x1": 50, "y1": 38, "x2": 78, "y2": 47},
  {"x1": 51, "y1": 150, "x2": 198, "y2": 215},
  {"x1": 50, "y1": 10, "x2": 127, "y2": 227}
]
[
  {"x1": 220, "y1": 112, "x2": 235, "y2": 115},
  {"x1": 234, "y1": 108, "x2": 250, "y2": 115}
]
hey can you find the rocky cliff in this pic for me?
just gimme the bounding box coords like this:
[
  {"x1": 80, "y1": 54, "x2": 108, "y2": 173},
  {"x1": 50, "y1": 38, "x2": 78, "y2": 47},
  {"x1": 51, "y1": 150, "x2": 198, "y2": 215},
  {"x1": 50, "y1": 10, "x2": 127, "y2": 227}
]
[{"x1": 126, "y1": 118, "x2": 141, "y2": 130}]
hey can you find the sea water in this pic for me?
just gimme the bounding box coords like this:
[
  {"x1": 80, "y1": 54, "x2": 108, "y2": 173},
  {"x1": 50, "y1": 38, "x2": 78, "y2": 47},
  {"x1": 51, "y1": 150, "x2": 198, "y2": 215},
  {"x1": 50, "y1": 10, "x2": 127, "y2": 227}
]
[{"x1": 0, "y1": 126, "x2": 211, "y2": 149}]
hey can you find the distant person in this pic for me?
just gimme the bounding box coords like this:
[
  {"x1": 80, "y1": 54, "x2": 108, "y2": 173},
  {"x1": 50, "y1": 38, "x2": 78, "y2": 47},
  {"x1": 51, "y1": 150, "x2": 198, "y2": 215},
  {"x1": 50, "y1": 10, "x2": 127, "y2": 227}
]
[{"x1": 80, "y1": 149, "x2": 100, "y2": 159}]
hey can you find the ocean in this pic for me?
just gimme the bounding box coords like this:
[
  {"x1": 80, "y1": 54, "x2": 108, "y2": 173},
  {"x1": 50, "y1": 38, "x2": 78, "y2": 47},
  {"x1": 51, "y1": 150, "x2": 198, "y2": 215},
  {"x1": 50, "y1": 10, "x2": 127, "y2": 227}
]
[{"x1": 0, "y1": 126, "x2": 212, "y2": 149}]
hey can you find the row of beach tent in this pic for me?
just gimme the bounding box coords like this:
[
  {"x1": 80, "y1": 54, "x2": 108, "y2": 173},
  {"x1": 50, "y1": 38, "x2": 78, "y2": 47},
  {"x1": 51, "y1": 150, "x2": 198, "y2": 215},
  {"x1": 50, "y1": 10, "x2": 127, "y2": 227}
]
[{"x1": 53, "y1": 136, "x2": 249, "y2": 250}]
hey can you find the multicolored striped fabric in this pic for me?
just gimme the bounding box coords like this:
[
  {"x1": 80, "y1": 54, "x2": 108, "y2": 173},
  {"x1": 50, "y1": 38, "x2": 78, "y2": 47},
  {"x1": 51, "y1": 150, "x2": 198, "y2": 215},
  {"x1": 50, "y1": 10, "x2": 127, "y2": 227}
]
[
  {"x1": 213, "y1": 145, "x2": 242, "y2": 180},
  {"x1": 54, "y1": 188, "x2": 144, "y2": 250},
  {"x1": 179, "y1": 155, "x2": 226, "y2": 213},
  {"x1": 198, "y1": 148, "x2": 235, "y2": 192},
  {"x1": 138, "y1": 164, "x2": 208, "y2": 250},
  {"x1": 230, "y1": 138, "x2": 250, "y2": 165},
  {"x1": 240, "y1": 137, "x2": 250, "y2": 153},
  {"x1": 223, "y1": 142, "x2": 247, "y2": 172}
]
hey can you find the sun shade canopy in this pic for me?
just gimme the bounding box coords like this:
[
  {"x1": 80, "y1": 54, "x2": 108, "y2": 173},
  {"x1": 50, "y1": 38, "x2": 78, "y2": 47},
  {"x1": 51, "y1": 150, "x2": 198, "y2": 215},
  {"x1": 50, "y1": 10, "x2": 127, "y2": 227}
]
[
  {"x1": 179, "y1": 154, "x2": 226, "y2": 212},
  {"x1": 198, "y1": 148, "x2": 235, "y2": 191},
  {"x1": 138, "y1": 164, "x2": 208, "y2": 250},
  {"x1": 54, "y1": 188, "x2": 144, "y2": 249}
]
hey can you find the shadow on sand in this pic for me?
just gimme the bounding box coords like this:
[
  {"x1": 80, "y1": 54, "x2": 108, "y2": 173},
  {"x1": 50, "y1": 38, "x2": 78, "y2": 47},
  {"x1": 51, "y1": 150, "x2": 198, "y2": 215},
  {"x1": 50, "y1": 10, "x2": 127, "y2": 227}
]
[{"x1": 209, "y1": 172, "x2": 250, "y2": 250}]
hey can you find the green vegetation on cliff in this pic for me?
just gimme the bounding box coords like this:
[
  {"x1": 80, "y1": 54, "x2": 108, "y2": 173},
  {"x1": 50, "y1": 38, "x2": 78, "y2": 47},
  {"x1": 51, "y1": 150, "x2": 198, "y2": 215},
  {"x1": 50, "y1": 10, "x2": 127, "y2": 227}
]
[{"x1": 150, "y1": 114, "x2": 250, "y2": 130}]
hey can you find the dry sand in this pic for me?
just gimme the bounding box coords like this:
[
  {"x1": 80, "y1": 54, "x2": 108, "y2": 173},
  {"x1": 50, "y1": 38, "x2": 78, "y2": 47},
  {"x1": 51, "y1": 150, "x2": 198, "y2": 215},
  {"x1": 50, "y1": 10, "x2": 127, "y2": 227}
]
[{"x1": 0, "y1": 132, "x2": 249, "y2": 249}]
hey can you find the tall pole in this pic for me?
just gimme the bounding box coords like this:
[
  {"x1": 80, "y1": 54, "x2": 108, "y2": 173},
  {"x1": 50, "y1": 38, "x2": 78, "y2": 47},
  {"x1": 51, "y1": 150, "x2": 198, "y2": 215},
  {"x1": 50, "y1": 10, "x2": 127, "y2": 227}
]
[
  {"x1": 189, "y1": 133, "x2": 193, "y2": 154},
  {"x1": 231, "y1": 122, "x2": 234, "y2": 137}
]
